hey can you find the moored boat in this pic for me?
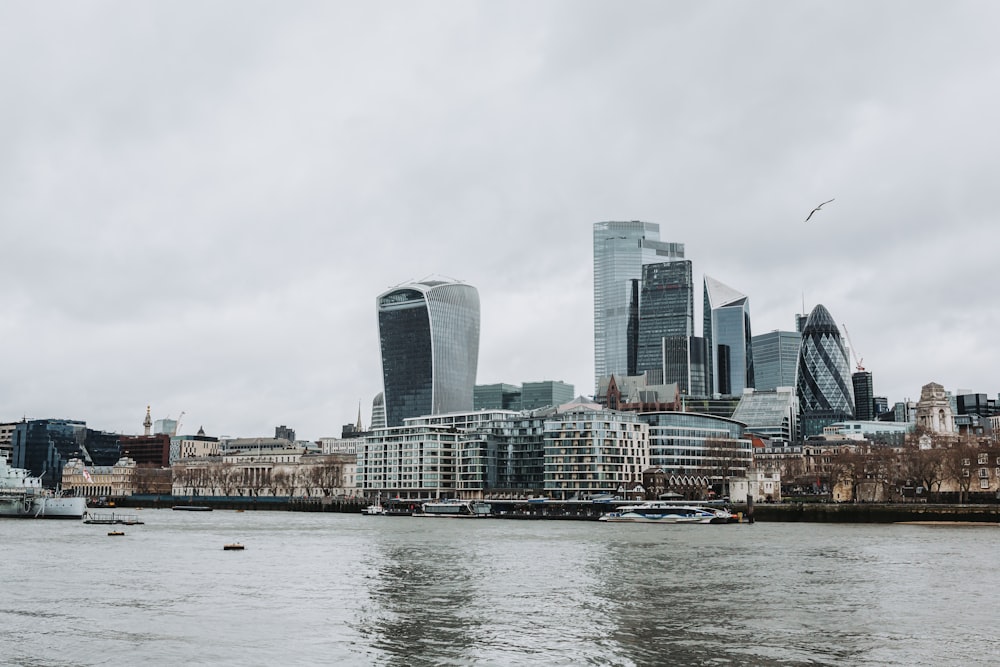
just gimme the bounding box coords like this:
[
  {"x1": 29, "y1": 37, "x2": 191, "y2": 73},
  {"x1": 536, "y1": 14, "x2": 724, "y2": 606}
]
[
  {"x1": 416, "y1": 499, "x2": 492, "y2": 518},
  {"x1": 598, "y1": 501, "x2": 732, "y2": 524},
  {"x1": 0, "y1": 458, "x2": 87, "y2": 519},
  {"x1": 361, "y1": 503, "x2": 387, "y2": 516}
]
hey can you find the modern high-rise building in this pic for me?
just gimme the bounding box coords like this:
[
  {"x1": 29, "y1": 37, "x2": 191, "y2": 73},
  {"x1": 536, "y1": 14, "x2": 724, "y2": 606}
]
[
  {"x1": 521, "y1": 381, "x2": 575, "y2": 410},
  {"x1": 797, "y1": 304, "x2": 855, "y2": 436},
  {"x1": 636, "y1": 260, "x2": 695, "y2": 386},
  {"x1": 376, "y1": 278, "x2": 480, "y2": 428},
  {"x1": 852, "y1": 371, "x2": 875, "y2": 421},
  {"x1": 751, "y1": 330, "x2": 801, "y2": 391},
  {"x1": 703, "y1": 276, "x2": 754, "y2": 396},
  {"x1": 593, "y1": 221, "x2": 684, "y2": 391},
  {"x1": 474, "y1": 383, "x2": 523, "y2": 411}
]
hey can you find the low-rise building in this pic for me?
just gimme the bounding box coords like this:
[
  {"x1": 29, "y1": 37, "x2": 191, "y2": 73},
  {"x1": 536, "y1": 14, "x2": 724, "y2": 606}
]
[{"x1": 62, "y1": 457, "x2": 137, "y2": 498}]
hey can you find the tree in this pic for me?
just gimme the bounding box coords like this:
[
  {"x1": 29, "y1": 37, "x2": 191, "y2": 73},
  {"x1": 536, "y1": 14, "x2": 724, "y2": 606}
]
[
  {"x1": 704, "y1": 438, "x2": 744, "y2": 498},
  {"x1": 941, "y1": 442, "x2": 977, "y2": 503}
]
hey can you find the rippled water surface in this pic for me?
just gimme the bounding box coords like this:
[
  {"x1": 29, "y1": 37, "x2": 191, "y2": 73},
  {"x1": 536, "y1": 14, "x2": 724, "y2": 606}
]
[{"x1": 2, "y1": 511, "x2": 999, "y2": 666}]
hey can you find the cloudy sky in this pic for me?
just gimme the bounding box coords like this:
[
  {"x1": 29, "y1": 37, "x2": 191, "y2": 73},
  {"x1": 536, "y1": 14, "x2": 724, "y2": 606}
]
[{"x1": 2, "y1": 1, "x2": 997, "y2": 440}]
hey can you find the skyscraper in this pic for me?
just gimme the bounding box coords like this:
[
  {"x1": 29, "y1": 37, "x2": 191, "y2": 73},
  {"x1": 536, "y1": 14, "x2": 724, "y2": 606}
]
[
  {"x1": 593, "y1": 221, "x2": 684, "y2": 390},
  {"x1": 852, "y1": 371, "x2": 874, "y2": 421},
  {"x1": 797, "y1": 304, "x2": 855, "y2": 435},
  {"x1": 377, "y1": 278, "x2": 480, "y2": 428},
  {"x1": 636, "y1": 260, "x2": 694, "y2": 378},
  {"x1": 703, "y1": 275, "x2": 754, "y2": 396},
  {"x1": 751, "y1": 330, "x2": 801, "y2": 391}
]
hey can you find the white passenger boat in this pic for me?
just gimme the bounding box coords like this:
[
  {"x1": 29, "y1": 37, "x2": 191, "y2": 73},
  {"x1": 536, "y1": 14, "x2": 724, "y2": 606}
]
[
  {"x1": 0, "y1": 458, "x2": 87, "y2": 519},
  {"x1": 598, "y1": 501, "x2": 732, "y2": 524},
  {"x1": 361, "y1": 502, "x2": 387, "y2": 516},
  {"x1": 416, "y1": 499, "x2": 492, "y2": 518}
]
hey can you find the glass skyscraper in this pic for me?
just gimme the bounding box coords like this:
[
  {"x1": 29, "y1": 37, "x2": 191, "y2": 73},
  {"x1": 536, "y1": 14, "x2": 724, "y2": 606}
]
[
  {"x1": 852, "y1": 371, "x2": 874, "y2": 421},
  {"x1": 703, "y1": 275, "x2": 754, "y2": 396},
  {"x1": 797, "y1": 304, "x2": 855, "y2": 434},
  {"x1": 751, "y1": 330, "x2": 801, "y2": 391},
  {"x1": 593, "y1": 221, "x2": 684, "y2": 390},
  {"x1": 636, "y1": 260, "x2": 694, "y2": 382},
  {"x1": 377, "y1": 279, "x2": 480, "y2": 428}
]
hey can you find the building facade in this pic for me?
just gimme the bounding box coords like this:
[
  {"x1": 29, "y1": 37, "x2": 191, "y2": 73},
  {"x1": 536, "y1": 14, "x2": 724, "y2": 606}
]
[
  {"x1": 377, "y1": 278, "x2": 480, "y2": 427},
  {"x1": 639, "y1": 411, "x2": 752, "y2": 497},
  {"x1": 703, "y1": 275, "x2": 754, "y2": 396},
  {"x1": 543, "y1": 407, "x2": 649, "y2": 500},
  {"x1": 731, "y1": 387, "x2": 799, "y2": 443},
  {"x1": 751, "y1": 330, "x2": 801, "y2": 392},
  {"x1": 12, "y1": 419, "x2": 123, "y2": 489},
  {"x1": 593, "y1": 221, "x2": 684, "y2": 390},
  {"x1": 521, "y1": 381, "x2": 575, "y2": 410},
  {"x1": 636, "y1": 260, "x2": 695, "y2": 387}
]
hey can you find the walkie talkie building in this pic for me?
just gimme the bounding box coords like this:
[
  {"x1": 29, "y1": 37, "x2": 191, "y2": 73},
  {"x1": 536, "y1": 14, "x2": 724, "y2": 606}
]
[{"x1": 376, "y1": 279, "x2": 480, "y2": 428}]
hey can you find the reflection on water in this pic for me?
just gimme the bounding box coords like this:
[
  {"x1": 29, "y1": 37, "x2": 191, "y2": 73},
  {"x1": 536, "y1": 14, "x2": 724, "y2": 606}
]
[{"x1": 1, "y1": 513, "x2": 998, "y2": 666}]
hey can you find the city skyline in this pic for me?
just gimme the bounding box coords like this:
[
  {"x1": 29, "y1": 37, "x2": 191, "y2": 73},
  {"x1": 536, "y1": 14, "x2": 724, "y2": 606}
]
[{"x1": 2, "y1": 3, "x2": 999, "y2": 439}]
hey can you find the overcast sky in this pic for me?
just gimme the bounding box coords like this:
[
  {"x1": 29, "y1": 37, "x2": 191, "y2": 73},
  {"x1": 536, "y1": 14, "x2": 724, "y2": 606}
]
[{"x1": 2, "y1": 2, "x2": 998, "y2": 440}]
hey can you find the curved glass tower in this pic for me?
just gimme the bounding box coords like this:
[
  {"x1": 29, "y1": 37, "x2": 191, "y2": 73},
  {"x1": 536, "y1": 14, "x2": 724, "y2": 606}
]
[
  {"x1": 797, "y1": 304, "x2": 854, "y2": 416},
  {"x1": 377, "y1": 279, "x2": 480, "y2": 428}
]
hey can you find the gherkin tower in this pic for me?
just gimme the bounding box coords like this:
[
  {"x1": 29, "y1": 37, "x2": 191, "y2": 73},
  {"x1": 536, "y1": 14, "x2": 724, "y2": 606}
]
[{"x1": 797, "y1": 304, "x2": 855, "y2": 419}]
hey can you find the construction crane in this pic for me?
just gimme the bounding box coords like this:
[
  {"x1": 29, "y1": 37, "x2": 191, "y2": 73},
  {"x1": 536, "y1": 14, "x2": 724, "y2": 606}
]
[
  {"x1": 173, "y1": 411, "x2": 186, "y2": 436},
  {"x1": 841, "y1": 325, "x2": 865, "y2": 372}
]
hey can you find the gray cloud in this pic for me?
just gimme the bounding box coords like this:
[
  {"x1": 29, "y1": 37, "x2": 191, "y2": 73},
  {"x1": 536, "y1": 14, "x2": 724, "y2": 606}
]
[{"x1": 2, "y1": 1, "x2": 997, "y2": 438}]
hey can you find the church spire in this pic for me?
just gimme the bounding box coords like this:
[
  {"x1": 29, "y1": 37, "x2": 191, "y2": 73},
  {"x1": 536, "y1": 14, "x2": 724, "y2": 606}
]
[
  {"x1": 143, "y1": 405, "x2": 152, "y2": 436},
  {"x1": 356, "y1": 401, "x2": 363, "y2": 431}
]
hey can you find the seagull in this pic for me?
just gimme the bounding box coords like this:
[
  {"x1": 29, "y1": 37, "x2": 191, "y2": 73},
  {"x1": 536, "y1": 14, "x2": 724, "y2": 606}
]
[{"x1": 805, "y1": 199, "x2": 834, "y2": 222}]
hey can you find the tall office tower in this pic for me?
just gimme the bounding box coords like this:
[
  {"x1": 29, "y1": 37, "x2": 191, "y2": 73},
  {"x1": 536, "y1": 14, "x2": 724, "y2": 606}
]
[
  {"x1": 797, "y1": 304, "x2": 855, "y2": 435},
  {"x1": 852, "y1": 371, "x2": 875, "y2": 421},
  {"x1": 751, "y1": 330, "x2": 802, "y2": 391},
  {"x1": 703, "y1": 276, "x2": 754, "y2": 396},
  {"x1": 661, "y1": 335, "x2": 707, "y2": 395},
  {"x1": 636, "y1": 260, "x2": 694, "y2": 385},
  {"x1": 593, "y1": 221, "x2": 684, "y2": 390},
  {"x1": 377, "y1": 278, "x2": 480, "y2": 428}
]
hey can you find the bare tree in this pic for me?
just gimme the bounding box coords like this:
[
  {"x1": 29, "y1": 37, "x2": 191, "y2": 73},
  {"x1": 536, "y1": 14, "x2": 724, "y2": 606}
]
[
  {"x1": 941, "y1": 442, "x2": 977, "y2": 503},
  {"x1": 704, "y1": 438, "x2": 744, "y2": 498}
]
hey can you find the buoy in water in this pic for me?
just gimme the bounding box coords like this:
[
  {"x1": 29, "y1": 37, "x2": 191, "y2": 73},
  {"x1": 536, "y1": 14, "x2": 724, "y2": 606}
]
[{"x1": 223, "y1": 543, "x2": 245, "y2": 551}]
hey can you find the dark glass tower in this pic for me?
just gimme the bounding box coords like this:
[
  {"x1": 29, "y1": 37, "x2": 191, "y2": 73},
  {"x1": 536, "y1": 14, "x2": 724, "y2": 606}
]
[
  {"x1": 636, "y1": 260, "x2": 694, "y2": 380},
  {"x1": 797, "y1": 304, "x2": 855, "y2": 435},
  {"x1": 377, "y1": 279, "x2": 480, "y2": 428},
  {"x1": 852, "y1": 371, "x2": 874, "y2": 420}
]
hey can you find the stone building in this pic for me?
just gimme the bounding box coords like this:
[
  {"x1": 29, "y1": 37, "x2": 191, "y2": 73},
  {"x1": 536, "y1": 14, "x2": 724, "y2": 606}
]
[
  {"x1": 62, "y1": 457, "x2": 137, "y2": 498},
  {"x1": 172, "y1": 449, "x2": 357, "y2": 498},
  {"x1": 915, "y1": 382, "x2": 956, "y2": 434}
]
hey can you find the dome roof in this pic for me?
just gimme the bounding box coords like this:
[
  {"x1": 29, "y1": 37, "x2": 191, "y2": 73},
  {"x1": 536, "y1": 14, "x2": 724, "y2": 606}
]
[{"x1": 802, "y1": 304, "x2": 840, "y2": 337}]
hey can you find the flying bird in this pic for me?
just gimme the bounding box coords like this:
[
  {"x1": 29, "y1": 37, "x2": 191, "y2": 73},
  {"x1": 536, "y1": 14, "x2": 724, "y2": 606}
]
[{"x1": 805, "y1": 199, "x2": 834, "y2": 222}]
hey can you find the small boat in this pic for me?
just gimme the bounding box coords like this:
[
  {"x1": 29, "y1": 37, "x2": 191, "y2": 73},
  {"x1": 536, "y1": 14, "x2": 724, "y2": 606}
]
[
  {"x1": 415, "y1": 499, "x2": 492, "y2": 518},
  {"x1": 599, "y1": 502, "x2": 732, "y2": 524},
  {"x1": 361, "y1": 503, "x2": 387, "y2": 516},
  {"x1": 107, "y1": 531, "x2": 125, "y2": 536},
  {"x1": 223, "y1": 543, "x2": 245, "y2": 551}
]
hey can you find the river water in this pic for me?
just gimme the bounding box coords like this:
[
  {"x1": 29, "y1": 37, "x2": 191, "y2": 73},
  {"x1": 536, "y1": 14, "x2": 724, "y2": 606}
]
[{"x1": 2, "y1": 511, "x2": 998, "y2": 666}]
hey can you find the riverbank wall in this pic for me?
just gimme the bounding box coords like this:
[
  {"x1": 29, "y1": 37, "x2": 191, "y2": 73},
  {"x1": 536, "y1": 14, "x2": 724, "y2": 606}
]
[{"x1": 747, "y1": 503, "x2": 1000, "y2": 523}]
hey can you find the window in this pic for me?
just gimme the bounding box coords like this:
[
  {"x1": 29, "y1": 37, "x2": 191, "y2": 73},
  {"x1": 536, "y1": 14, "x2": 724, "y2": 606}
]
[
  {"x1": 978, "y1": 453, "x2": 989, "y2": 465},
  {"x1": 979, "y1": 468, "x2": 989, "y2": 479},
  {"x1": 962, "y1": 458, "x2": 971, "y2": 466},
  {"x1": 980, "y1": 478, "x2": 990, "y2": 489},
  {"x1": 963, "y1": 469, "x2": 970, "y2": 477}
]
